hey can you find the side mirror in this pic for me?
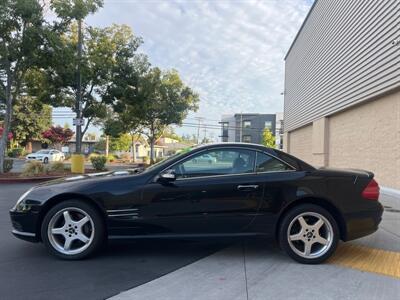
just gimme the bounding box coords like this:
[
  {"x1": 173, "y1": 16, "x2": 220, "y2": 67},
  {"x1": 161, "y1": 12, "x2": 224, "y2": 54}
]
[{"x1": 159, "y1": 170, "x2": 176, "y2": 182}]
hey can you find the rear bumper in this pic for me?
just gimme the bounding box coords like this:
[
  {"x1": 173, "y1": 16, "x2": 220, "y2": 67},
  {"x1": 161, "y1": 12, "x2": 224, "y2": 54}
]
[
  {"x1": 10, "y1": 210, "x2": 40, "y2": 243},
  {"x1": 344, "y1": 203, "x2": 383, "y2": 241}
]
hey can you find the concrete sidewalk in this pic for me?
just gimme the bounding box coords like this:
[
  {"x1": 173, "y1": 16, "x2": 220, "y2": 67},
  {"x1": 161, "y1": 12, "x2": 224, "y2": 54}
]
[{"x1": 110, "y1": 193, "x2": 400, "y2": 300}]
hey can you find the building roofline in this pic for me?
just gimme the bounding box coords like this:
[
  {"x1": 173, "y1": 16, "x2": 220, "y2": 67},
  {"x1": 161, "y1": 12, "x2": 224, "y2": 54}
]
[{"x1": 284, "y1": 0, "x2": 318, "y2": 61}]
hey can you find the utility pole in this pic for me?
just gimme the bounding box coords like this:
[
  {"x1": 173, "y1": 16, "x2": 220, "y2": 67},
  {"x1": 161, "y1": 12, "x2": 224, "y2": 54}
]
[
  {"x1": 195, "y1": 117, "x2": 204, "y2": 144},
  {"x1": 75, "y1": 18, "x2": 83, "y2": 154}
]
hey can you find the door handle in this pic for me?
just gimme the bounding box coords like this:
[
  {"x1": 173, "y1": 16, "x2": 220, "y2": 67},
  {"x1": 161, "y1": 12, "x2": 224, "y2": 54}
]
[{"x1": 237, "y1": 184, "x2": 259, "y2": 191}]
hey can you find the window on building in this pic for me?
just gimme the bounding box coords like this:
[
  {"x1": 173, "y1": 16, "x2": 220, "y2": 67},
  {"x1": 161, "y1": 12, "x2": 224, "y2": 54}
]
[
  {"x1": 265, "y1": 121, "x2": 272, "y2": 130},
  {"x1": 243, "y1": 120, "x2": 251, "y2": 128},
  {"x1": 242, "y1": 135, "x2": 251, "y2": 143},
  {"x1": 256, "y1": 152, "x2": 292, "y2": 172},
  {"x1": 222, "y1": 122, "x2": 229, "y2": 130}
]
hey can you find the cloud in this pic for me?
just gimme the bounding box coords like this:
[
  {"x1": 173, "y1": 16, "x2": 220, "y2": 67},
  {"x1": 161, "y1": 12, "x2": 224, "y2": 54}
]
[{"x1": 86, "y1": 0, "x2": 312, "y2": 140}]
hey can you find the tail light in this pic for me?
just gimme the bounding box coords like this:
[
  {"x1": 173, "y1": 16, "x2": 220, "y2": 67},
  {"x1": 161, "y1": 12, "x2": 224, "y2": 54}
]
[{"x1": 362, "y1": 179, "x2": 380, "y2": 201}]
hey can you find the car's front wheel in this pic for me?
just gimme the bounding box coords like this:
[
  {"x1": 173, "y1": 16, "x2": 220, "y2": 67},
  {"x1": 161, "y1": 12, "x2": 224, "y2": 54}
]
[
  {"x1": 279, "y1": 204, "x2": 339, "y2": 264},
  {"x1": 41, "y1": 200, "x2": 105, "y2": 260}
]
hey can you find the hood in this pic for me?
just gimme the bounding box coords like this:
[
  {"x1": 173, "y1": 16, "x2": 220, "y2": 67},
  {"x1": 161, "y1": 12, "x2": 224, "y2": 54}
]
[{"x1": 36, "y1": 168, "x2": 145, "y2": 187}]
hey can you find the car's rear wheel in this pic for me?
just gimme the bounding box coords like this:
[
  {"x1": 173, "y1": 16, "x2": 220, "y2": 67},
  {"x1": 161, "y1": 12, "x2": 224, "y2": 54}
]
[
  {"x1": 43, "y1": 157, "x2": 49, "y2": 164},
  {"x1": 279, "y1": 204, "x2": 339, "y2": 264},
  {"x1": 41, "y1": 200, "x2": 105, "y2": 260}
]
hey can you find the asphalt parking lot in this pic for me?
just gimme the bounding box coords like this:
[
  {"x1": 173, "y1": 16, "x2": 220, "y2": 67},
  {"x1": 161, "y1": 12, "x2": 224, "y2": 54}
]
[
  {"x1": 0, "y1": 183, "x2": 225, "y2": 300},
  {"x1": 1, "y1": 183, "x2": 399, "y2": 300}
]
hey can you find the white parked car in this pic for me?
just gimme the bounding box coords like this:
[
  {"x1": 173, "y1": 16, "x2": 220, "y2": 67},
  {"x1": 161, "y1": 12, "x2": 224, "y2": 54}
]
[{"x1": 26, "y1": 149, "x2": 65, "y2": 164}]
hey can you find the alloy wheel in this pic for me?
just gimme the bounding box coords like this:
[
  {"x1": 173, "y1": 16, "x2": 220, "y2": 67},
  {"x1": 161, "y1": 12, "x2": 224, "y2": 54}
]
[
  {"x1": 47, "y1": 207, "x2": 95, "y2": 255},
  {"x1": 287, "y1": 212, "x2": 333, "y2": 259}
]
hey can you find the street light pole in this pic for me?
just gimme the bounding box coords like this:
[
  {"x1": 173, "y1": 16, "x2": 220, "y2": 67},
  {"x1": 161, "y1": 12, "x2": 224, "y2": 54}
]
[{"x1": 75, "y1": 18, "x2": 83, "y2": 154}]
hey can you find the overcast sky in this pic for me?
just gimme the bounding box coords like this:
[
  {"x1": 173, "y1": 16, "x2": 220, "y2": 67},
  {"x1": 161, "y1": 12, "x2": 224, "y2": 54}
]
[{"x1": 54, "y1": 0, "x2": 313, "y2": 141}]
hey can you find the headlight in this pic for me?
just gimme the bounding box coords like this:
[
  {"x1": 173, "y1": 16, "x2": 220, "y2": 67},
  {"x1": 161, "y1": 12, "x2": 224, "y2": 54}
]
[{"x1": 13, "y1": 188, "x2": 34, "y2": 211}]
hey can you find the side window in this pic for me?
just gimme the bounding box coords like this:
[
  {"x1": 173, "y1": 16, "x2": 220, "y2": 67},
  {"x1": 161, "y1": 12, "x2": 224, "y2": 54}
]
[
  {"x1": 172, "y1": 149, "x2": 256, "y2": 179},
  {"x1": 256, "y1": 152, "x2": 292, "y2": 172}
]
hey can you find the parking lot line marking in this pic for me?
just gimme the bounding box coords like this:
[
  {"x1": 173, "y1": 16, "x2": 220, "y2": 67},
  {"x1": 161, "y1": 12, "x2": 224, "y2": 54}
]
[{"x1": 329, "y1": 244, "x2": 400, "y2": 279}]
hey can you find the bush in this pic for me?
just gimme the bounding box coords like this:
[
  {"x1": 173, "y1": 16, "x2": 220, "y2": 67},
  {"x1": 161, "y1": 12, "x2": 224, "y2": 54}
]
[
  {"x1": 22, "y1": 161, "x2": 45, "y2": 177},
  {"x1": 7, "y1": 147, "x2": 25, "y2": 158},
  {"x1": 90, "y1": 155, "x2": 107, "y2": 171},
  {"x1": 120, "y1": 153, "x2": 131, "y2": 162},
  {"x1": 3, "y1": 159, "x2": 13, "y2": 173},
  {"x1": 87, "y1": 153, "x2": 99, "y2": 161},
  {"x1": 107, "y1": 154, "x2": 116, "y2": 162},
  {"x1": 50, "y1": 161, "x2": 65, "y2": 173}
]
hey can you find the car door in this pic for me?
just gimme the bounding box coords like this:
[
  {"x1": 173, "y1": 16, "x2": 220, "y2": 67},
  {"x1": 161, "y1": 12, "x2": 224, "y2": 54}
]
[
  {"x1": 246, "y1": 151, "x2": 304, "y2": 233},
  {"x1": 140, "y1": 148, "x2": 265, "y2": 235}
]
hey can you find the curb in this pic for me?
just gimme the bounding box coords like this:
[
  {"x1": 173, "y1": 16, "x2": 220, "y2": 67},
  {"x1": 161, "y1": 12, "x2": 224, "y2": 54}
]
[
  {"x1": 0, "y1": 176, "x2": 63, "y2": 184},
  {"x1": 381, "y1": 186, "x2": 400, "y2": 199}
]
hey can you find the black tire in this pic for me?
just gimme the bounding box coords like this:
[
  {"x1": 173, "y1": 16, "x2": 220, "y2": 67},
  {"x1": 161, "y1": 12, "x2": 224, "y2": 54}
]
[
  {"x1": 278, "y1": 204, "x2": 339, "y2": 264},
  {"x1": 41, "y1": 199, "x2": 105, "y2": 260},
  {"x1": 43, "y1": 157, "x2": 49, "y2": 164}
]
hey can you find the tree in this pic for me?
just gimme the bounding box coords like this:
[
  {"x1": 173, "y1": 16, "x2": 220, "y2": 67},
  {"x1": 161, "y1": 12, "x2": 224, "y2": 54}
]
[
  {"x1": 130, "y1": 68, "x2": 199, "y2": 163},
  {"x1": 261, "y1": 128, "x2": 276, "y2": 148},
  {"x1": 0, "y1": 0, "x2": 48, "y2": 173},
  {"x1": 94, "y1": 134, "x2": 131, "y2": 152},
  {"x1": 42, "y1": 125, "x2": 74, "y2": 148},
  {"x1": 31, "y1": 23, "x2": 143, "y2": 154},
  {"x1": 12, "y1": 96, "x2": 52, "y2": 147}
]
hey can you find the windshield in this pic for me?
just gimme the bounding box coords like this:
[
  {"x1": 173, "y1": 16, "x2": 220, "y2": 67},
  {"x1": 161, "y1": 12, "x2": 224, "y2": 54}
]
[{"x1": 37, "y1": 150, "x2": 50, "y2": 154}]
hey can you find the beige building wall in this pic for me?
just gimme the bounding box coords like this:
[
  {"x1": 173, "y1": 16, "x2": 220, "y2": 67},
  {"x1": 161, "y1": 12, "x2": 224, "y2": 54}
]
[
  {"x1": 286, "y1": 124, "x2": 313, "y2": 164},
  {"x1": 286, "y1": 90, "x2": 400, "y2": 189},
  {"x1": 328, "y1": 92, "x2": 400, "y2": 189}
]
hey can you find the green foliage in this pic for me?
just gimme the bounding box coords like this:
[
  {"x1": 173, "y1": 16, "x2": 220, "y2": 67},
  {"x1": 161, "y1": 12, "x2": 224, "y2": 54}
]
[
  {"x1": 7, "y1": 147, "x2": 25, "y2": 158},
  {"x1": 3, "y1": 159, "x2": 13, "y2": 173},
  {"x1": 50, "y1": 161, "x2": 65, "y2": 173},
  {"x1": 50, "y1": 0, "x2": 103, "y2": 20},
  {"x1": 107, "y1": 154, "x2": 115, "y2": 162},
  {"x1": 0, "y1": 0, "x2": 49, "y2": 173},
  {"x1": 22, "y1": 161, "x2": 46, "y2": 176},
  {"x1": 106, "y1": 67, "x2": 199, "y2": 163},
  {"x1": 30, "y1": 23, "x2": 145, "y2": 145},
  {"x1": 90, "y1": 155, "x2": 107, "y2": 171},
  {"x1": 11, "y1": 95, "x2": 52, "y2": 145},
  {"x1": 261, "y1": 128, "x2": 276, "y2": 148},
  {"x1": 94, "y1": 134, "x2": 131, "y2": 152}
]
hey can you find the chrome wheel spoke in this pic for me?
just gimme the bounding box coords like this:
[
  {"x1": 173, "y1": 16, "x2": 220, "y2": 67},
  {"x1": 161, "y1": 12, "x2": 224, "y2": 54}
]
[
  {"x1": 298, "y1": 216, "x2": 308, "y2": 229},
  {"x1": 304, "y1": 241, "x2": 313, "y2": 256},
  {"x1": 289, "y1": 233, "x2": 303, "y2": 241},
  {"x1": 315, "y1": 235, "x2": 328, "y2": 245},
  {"x1": 313, "y1": 218, "x2": 324, "y2": 230},
  {"x1": 76, "y1": 216, "x2": 89, "y2": 228},
  {"x1": 51, "y1": 227, "x2": 65, "y2": 235},
  {"x1": 64, "y1": 237, "x2": 73, "y2": 250},
  {"x1": 76, "y1": 232, "x2": 90, "y2": 244},
  {"x1": 63, "y1": 211, "x2": 72, "y2": 224}
]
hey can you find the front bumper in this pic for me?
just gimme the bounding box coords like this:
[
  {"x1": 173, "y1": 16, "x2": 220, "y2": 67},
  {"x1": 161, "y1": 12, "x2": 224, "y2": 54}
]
[
  {"x1": 26, "y1": 157, "x2": 44, "y2": 162},
  {"x1": 10, "y1": 210, "x2": 40, "y2": 243},
  {"x1": 344, "y1": 203, "x2": 384, "y2": 241}
]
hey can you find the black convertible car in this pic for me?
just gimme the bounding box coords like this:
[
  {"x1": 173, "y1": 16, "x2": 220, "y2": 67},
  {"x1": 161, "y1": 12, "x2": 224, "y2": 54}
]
[{"x1": 10, "y1": 143, "x2": 383, "y2": 264}]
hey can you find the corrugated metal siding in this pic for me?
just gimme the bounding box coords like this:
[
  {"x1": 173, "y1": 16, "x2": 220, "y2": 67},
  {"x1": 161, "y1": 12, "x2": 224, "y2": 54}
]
[{"x1": 284, "y1": 0, "x2": 400, "y2": 132}]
